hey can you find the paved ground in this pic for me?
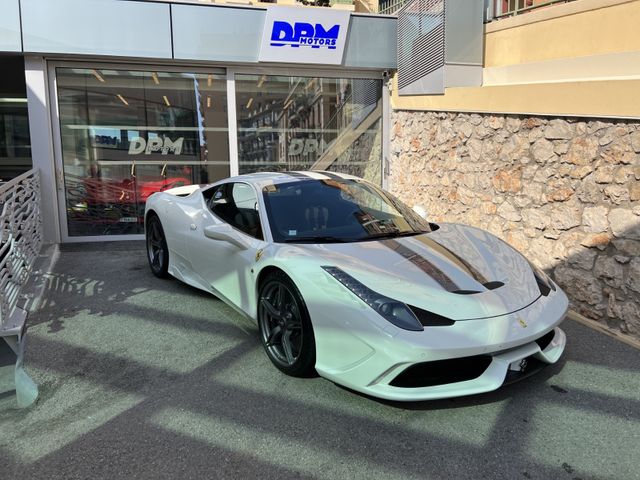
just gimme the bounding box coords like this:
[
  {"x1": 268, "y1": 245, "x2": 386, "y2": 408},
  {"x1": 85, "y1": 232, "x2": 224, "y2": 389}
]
[{"x1": 0, "y1": 242, "x2": 639, "y2": 480}]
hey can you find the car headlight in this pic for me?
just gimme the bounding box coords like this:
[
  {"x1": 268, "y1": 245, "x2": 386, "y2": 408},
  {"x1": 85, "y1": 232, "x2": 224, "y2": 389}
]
[
  {"x1": 322, "y1": 266, "x2": 424, "y2": 331},
  {"x1": 529, "y1": 261, "x2": 556, "y2": 296}
]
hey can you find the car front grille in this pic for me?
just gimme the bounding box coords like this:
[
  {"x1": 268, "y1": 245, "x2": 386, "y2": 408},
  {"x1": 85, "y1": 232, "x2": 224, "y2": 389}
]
[{"x1": 389, "y1": 355, "x2": 492, "y2": 388}]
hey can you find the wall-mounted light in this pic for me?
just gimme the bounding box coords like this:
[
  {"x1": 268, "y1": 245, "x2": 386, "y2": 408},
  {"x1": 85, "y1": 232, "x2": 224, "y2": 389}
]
[
  {"x1": 92, "y1": 69, "x2": 105, "y2": 83},
  {"x1": 207, "y1": 96, "x2": 212, "y2": 108},
  {"x1": 163, "y1": 95, "x2": 171, "y2": 107},
  {"x1": 207, "y1": 74, "x2": 213, "y2": 88},
  {"x1": 151, "y1": 72, "x2": 160, "y2": 85},
  {"x1": 116, "y1": 94, "x2": 129, "y2": 106},
  {"x1": 246, "y1": 98, "x2": 253, "y2": 109}
]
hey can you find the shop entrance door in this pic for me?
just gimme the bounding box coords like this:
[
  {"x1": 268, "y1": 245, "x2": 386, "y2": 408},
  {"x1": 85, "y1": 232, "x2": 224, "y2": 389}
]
[{"x1": 50, "y1": 65, "x2": 230, "y2": 240}]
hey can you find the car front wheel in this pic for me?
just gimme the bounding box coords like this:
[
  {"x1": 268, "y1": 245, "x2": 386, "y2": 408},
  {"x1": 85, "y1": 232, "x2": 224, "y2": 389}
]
[{"x1": 258, "y1": 271, "x2": 316, "y2": 377}]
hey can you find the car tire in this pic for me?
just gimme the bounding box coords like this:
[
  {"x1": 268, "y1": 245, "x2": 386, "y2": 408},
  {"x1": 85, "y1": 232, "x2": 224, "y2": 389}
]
[
  {"x1": 146, "y1": 214, "x2": 170, "y2": 278},
  {"x1": 258, "y1": 271, "x2": 316, "y2": 377}
]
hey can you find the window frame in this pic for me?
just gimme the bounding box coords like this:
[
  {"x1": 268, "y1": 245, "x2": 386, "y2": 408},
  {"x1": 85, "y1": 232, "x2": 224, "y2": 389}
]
[
  {"x1": 47, "y1": 60, "x2": 387, "y2": 244},
  {"x1": 203, "y1": 180, "x2": 265, "y2": 241}
]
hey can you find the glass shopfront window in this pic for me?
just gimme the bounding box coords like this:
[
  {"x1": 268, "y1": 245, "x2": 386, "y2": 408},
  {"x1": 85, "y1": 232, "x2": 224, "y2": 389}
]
[
  {"x1": 56, "y1": 67, "x2": 229, "y2": 236},
  {"x1": 0, "y1": 56, "x2": 32, "y2": 181},
  {"x1": 235, "y1": 74, "x2": 382, "y2": 185}
]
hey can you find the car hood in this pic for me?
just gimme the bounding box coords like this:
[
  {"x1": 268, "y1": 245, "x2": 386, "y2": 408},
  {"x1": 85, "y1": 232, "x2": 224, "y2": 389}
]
[{"x1": 293, "y1": 223, "x2": 542, "y2": 321}]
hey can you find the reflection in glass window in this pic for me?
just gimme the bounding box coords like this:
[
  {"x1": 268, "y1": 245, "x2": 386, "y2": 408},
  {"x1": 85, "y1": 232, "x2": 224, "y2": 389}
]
[
  {"x1": 56, "y1": 68, "x2": 229, "y2": 236},
  {"x1": 235, "y1": 75, "x2": 382, "y2": 185},
  {"x1": 262, "y1": 179, "x2": 430, "y2": 243},
  {"x1": 0, "y1": 56, "x2": 32, "y2": 181}
]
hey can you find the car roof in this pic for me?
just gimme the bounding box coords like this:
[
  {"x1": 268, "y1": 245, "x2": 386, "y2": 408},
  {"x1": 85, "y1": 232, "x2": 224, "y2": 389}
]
[{"x1": 220, "y1": 171, "x2": 363, "y2": 190}]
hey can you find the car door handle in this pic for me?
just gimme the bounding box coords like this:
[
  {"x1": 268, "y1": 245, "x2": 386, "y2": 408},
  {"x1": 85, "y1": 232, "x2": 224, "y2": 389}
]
[{"x1": 190, "y1": 224, "x2": 197, "y2": 231}]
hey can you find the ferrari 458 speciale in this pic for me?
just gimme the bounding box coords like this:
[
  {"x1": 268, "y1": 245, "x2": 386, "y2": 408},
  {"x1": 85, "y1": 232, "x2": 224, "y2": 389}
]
[{"x1": 145, "y1": 171, "x2": 567, "y2": 401}]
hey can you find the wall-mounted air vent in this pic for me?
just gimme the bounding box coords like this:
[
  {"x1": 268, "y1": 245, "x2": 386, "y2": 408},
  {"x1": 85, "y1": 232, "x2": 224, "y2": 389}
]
[{"x1": 397, "y1": 0, "x2": 484, "y2": 95}]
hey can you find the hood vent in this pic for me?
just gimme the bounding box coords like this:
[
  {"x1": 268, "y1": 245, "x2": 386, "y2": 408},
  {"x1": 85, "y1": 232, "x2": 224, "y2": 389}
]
[
  {"x1": 408, "y1": 305, "x2": 455, "y2": 326},
  {"x1": 536, "y1": 276, "x2": 552, "y2": 297},
  {"x1": 451, "y1": 281, "x2": 505, "y2": 295}
]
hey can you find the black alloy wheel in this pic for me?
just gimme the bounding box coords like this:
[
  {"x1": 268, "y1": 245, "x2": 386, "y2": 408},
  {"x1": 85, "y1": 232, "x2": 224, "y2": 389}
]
[
  {"x1": 258, "y1": 271, "x2": 316, "y2": 377},
  {"x1": 146, "y1": 215, "x2": 169, "y2": 278}
]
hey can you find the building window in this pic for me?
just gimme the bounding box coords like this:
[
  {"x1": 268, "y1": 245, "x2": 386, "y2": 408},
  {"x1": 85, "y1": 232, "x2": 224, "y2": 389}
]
[
  {"x1": 0, "y1": 56, "x2": 32, "y2": 182},
  {"x1": 56, "y1": 67, "x2": 229, "y2": 236},
  {"x1": 501, "y1": 0, "x2": 533, "y2": 15},
  {"x1": 235, "y1": 74, "x2": 383, "y2": 185}
]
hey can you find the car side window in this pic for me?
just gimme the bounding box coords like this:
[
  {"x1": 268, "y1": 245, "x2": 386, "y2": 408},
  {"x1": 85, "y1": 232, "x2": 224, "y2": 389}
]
[
  {"x1": 232, "y1": 183, "x2": 257, "y2": 210},
  {"x1": 207, "y1": 182, "x2": 263, "y2": 240}
]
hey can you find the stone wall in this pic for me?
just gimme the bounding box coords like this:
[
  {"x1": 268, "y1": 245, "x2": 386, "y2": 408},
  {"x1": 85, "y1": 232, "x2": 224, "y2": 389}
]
[{"x1": 389, "y1": 111, "x2": 640, "y2": 336}]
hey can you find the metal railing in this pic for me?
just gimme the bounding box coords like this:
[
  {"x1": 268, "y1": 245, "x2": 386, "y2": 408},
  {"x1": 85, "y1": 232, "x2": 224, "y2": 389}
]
[
  {"x1": 0, "y1": 169, "x2": 42, "y2": 333},
  {"x1": 0, "y1": 168, "x2": 41, "y2": 407},
  {"x1": 379, "y1": 0, "x2": 405, "y2": 14},
  {"x1": 380, "y1": 0, "x2": 578, "y2": 18},
  {"x1": 493, "y1": 0, "x2": 578, "y2": 18}
]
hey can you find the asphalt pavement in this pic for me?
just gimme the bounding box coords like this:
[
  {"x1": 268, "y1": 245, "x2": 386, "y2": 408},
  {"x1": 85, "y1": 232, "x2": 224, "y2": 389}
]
[{"x1": 0, "y1": 241, "x2": 638, "y2": 480}]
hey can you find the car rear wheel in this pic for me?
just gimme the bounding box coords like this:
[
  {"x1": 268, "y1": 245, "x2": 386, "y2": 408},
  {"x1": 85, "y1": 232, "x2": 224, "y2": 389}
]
[
  {"x1": 258, "y1": 271, "x2": 316, "y2": 377},
  {"x1": 146, "y1": 214, "x2": 169, "y2": 278}
]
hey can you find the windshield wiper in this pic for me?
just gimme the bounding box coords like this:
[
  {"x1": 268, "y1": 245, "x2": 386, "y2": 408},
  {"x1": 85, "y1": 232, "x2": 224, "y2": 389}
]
[{"x1": 282, "y1": 236, "x2": 350, "y2": 243}]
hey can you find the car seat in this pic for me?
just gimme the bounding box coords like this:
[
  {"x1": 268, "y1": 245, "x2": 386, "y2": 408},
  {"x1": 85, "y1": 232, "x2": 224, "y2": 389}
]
[
  {"x1": 234, "y1": 209, "x2": 262, "y2": 239},
  {"x1": 304, "y1": 204, "x2": 329, "y2": 231}
]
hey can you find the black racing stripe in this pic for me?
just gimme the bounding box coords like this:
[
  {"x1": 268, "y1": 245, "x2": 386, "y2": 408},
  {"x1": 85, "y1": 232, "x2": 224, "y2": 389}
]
[
  {"x1": 315, "y1": 170, "x2": 344, "y2": 180},
  {"x1": 413, "y1": 235, "x2": 489, "y2": 285},
  {"x1": 283, "y1": 171, "x2": 311, "y2": 179},
  {"x1": 380, "y1": 239, "x2": 460, "y2": 292}
]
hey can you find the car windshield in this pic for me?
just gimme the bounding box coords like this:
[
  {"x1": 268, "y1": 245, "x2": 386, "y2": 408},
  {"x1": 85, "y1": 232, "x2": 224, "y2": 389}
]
[{"x1": 262, "y1": 178, "x2": 432, "y2": 243}]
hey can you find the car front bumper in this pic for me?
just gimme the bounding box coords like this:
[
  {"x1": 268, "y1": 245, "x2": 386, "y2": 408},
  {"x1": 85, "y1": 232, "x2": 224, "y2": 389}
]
[
  {"x1": 311, "y1": 287, "x2": 569, "y2": 402},
  {"x1": 351, "y1": 326, "x2": 566, "y2": 402}
]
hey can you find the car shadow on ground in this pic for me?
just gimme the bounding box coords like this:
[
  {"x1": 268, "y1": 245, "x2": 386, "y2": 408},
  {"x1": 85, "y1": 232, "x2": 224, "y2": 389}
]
[{"x1": 0, "y1": 240, "x2": 638, "y2": 480}]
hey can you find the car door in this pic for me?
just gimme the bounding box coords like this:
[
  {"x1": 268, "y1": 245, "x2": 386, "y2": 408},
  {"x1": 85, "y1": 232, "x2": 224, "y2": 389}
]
[{"x1": 187, "y1": 181, "x2": 266, "y2": 314}]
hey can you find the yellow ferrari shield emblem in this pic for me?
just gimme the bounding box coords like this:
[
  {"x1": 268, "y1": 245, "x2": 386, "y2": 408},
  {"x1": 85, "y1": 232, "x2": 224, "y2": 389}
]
[
  {"x1": 518, "y1": 318, "x2": 528, "y2": 328},
  {"x1": 255, "y1": 249, "x2": 264, "y2": 262}
]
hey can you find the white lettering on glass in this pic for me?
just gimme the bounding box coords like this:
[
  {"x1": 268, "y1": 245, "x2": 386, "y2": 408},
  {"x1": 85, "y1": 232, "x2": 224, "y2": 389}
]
[
  {"x1": 288, "y1": 138, "x2": 327, "y2": 156},
  {"x1": 128, "y1": 137, "x2": 184, "y2": 155}
]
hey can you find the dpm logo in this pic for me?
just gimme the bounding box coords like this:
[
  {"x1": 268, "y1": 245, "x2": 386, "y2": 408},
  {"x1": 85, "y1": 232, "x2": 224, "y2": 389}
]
[
  {"x1": 128, "y1": 137, "x2": 184, "y2": 155},
  {"x1": 270, "y1": 21, "x2": 340, "y2": 49}
]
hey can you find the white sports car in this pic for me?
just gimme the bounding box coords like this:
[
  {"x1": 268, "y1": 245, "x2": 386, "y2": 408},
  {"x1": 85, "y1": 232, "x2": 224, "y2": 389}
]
[{"x1": 145, "y1": 171, "x2": 568, "y2": 401}]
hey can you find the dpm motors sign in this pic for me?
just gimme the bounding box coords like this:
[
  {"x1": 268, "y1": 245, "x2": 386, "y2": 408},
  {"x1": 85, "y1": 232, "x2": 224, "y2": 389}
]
[{"x1": 259, "y1": 7, "x2": 350, "y2": 65}]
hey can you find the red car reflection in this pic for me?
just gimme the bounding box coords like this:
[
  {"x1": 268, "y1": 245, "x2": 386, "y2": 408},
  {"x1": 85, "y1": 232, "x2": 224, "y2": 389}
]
[
  {"x1": 67, "y1": 175, "x2": 192, "y2": 225},
  {"x1": 82, "y1": 176, "x2": 191, "y2": 204}
]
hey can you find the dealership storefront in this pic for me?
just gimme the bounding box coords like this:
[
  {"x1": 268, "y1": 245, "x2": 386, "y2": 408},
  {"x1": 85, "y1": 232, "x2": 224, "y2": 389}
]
[
  {"x1": 53, "y1": 65, "x2": 383, "y2": 238},
  {"x1": 1, "y1": 0, "x2": 396, "y2": 242}
]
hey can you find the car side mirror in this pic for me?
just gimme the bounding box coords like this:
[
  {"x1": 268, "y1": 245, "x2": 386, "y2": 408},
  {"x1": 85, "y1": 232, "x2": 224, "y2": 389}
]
[
  {"x1": 412, "y1": 205, "x2": 428, "y2": 220},
  {"x1": 204, "y1": 224, "x2": 248, "y2": 250}
]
